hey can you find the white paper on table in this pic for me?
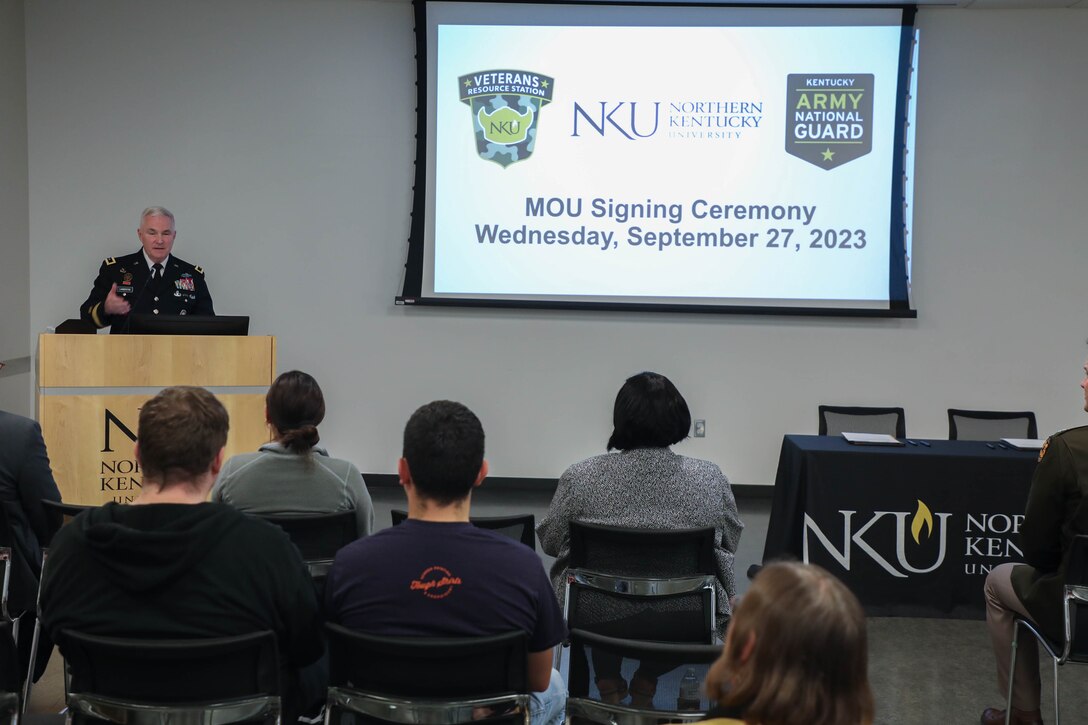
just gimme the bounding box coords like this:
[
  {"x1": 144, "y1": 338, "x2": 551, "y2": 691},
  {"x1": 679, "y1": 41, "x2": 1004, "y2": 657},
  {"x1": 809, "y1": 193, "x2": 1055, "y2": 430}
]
[
  {"x1": 841, "y1": 432, "x2": 904, "y2": 446},
  {"x1": 1001, "y1": 438, "x2": 1045, "y2": 450}
]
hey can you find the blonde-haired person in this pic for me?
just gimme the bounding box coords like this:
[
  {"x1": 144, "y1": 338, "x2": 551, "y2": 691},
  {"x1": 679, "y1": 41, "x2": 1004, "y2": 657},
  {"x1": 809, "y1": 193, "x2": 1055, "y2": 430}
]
[{"x1": 702, "y1": 562, "x2": 874, "y2": 725}]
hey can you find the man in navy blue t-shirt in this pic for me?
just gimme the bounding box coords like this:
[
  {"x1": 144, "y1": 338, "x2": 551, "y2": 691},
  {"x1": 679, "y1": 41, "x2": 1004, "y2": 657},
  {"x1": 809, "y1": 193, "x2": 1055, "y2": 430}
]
[{"x1": 326, "y1": 400, "x2": 567, "y2": 725}]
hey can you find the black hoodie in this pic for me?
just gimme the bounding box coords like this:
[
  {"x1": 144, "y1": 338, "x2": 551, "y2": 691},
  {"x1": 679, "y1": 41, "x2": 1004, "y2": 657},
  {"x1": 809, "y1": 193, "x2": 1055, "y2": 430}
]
[{"x1": 41, "y1": 501, "x2": 322, "y2": 670}]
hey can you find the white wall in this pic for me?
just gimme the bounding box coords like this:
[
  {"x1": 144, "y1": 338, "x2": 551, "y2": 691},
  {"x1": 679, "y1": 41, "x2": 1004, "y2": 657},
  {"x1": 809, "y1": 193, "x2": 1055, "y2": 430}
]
[
  {"x1": 0, "y1": 0, "x2": 31, "y2": 417},
  {"x1": 21, "y1": 1, "x2": 1088, "y2": 484}
]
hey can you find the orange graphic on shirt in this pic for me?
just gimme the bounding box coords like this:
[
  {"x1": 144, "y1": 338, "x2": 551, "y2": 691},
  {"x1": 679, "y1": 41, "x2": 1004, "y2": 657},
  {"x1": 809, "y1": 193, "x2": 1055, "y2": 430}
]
[{"x1": 410, "y1": 566, "x2": 463, "y2": 599}]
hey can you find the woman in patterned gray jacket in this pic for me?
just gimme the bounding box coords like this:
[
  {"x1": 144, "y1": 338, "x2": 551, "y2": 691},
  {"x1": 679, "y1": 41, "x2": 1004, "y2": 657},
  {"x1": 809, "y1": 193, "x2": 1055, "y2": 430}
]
[{"x1": 537, "y1": 371, "x2": 743, "y2": 705}]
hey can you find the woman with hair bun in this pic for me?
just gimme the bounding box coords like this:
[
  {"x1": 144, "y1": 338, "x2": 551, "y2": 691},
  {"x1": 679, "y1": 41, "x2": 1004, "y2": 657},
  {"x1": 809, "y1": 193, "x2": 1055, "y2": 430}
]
[
  {"x1": 212, "y1": 370, "x2": 373, "y2": 537},
  {"x1": 702, "y1": 561, "x2": 874, "y2": 725}
]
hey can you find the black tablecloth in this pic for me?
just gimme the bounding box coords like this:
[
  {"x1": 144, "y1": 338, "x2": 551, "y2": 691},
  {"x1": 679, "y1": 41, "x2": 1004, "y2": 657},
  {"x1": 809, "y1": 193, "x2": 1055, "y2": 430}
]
[{"x1": 761, "y1": 435, "x2": 1039, "y2": 618}]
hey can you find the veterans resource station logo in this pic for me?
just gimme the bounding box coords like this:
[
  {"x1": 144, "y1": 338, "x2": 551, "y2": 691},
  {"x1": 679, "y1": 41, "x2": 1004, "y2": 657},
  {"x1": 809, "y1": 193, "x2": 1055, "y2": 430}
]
[
  {"x1": 460, "y1": 69, "x2": 554, "y2": 168},
  {"x1": 786, "y1": 74, "x2": 873, "y2": 170}
]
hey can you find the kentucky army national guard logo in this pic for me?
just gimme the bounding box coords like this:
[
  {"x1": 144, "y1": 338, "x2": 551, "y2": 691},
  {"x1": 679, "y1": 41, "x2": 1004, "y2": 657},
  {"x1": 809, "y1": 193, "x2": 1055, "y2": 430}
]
[
  {"x1": 786, "y1": 74, "x2": 874, "y2": 170},
  {"x1": 460, "y1": 69, "x2": 555, "y2": 168}
]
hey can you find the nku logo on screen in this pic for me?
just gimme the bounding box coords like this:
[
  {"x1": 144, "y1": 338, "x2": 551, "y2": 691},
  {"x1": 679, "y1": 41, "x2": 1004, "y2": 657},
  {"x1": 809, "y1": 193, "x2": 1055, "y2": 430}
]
[
  {"x1": 459, "y1": 69, "x2": 555, "y2": 168},
  {"x1": 570, "y1": 100, "x2": 763, "y2": 141},
  {"x1": 459, "y1": 70, "x2": 767, "y2": 166}
]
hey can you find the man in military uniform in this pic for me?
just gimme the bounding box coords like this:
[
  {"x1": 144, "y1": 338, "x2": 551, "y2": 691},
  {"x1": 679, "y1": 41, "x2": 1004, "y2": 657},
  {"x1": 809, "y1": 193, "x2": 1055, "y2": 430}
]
[
  {"x1": 981, "y1": 356, "x2": 1088, "y2": 725},
  {"x1": 80, "y1": 207, "x2": 214, "y2": 332}
]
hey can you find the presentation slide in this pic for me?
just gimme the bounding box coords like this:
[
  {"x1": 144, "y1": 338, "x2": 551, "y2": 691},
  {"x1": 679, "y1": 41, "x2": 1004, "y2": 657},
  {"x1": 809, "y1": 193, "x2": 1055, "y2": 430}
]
[{"x1": 403, "y1": 3, "x2": 916, "y2": 315}]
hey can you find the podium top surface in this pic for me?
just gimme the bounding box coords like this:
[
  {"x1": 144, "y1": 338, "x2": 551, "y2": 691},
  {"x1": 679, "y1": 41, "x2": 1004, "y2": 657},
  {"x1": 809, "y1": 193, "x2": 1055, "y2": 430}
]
[{"x1": 38, "y1": 333, "x2": 276, "y2": 388}]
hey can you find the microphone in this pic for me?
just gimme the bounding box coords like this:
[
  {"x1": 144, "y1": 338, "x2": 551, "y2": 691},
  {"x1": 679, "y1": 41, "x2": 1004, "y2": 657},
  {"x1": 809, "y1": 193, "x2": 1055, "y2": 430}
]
[{"x1": 118, "y1": 271, "x2": 156, "y2": 333}]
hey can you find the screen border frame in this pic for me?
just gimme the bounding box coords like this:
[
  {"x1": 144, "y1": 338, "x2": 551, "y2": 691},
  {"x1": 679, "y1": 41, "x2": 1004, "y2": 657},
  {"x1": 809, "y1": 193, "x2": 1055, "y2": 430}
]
[{"x1": 398, "y1": 0, "x2": 919, "y2": 320}]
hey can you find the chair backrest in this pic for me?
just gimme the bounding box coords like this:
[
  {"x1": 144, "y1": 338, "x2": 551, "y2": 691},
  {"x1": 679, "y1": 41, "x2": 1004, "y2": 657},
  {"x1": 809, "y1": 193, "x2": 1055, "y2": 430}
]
[
  {"x1": 818, "y1": 405, "x2": 906, "y2": 438},
  {"x1": 569, "y1": 522, "x2": 716, "y2": 578},
  {"x1": 0, "y1": 507, "x2": 36, "y2": 621},
  {"x1": 1063, "y1": 534, "x2": 1088, "y2": 662},
  {"x1": 0, "y1": 621, "x2": 19, "y2": 709},
  {"x1": 565, "y1": 571, "x2": 716, "y2": 645},
  {"x1": 326, "y1": 623, "x2": 528, "y2": 698},
  {"x1": 567, "y1": 628, "x2": 721, "y2": 717},
  {"x1": 565, "y1": 523, "x2": 717, "y2": 644},
  {"x1": 58, "y1": 629, "x2": 280, "y2": 703},
  {"x1": 391, "y1": 510, "x2": 537, "y2": 550},
  {"x1": 947, "y1": 409, "x2": 1038, "y2": 441},
  {"x1": 40, "y1": 500, "x2": 94, "y2": 520},
  {"x1": 41, "y1": 500, "x2": 96, "y2": 548},
  {"x1": 254, "y1": 510, "x2": 357, "y2": 561}
]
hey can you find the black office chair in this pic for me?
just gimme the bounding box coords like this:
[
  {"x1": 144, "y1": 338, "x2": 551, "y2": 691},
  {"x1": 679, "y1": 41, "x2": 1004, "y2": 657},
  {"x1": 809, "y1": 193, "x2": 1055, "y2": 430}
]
[
  {"x1": 0, "y1": 508, "x2": 37, "y2": 644},
  {"x1": 254, "y1": 511, "x2": 358, "y2": 583},
  {"x1": 0, "y1": 548, "x2": 17, "y2": 639},
  {"x1": 948, "y1": 409, "x2": 1037, "y2": 441},
  {"x1": 19, "y1": 553, "x2": 48, "y2": 714},
  {"x1": 390, "y1": 509, "x2": 536, "y2": 550},
  {"x1": 39, "y1": 501, "x2": 94, "y2": 528},
  {"x1": 325, "y1": 623, "x2": 530, "y2": 725},
  {"x1": 565, "y1": 523, "x2": 718, "y2": 645},
  {"x1": 1006, "y1": 535, "x2": 1088, "y2": 725},
  {"x1": 566, "y1": 629, "x2": 721, "y2": 723},
  {"x1": 0, "y1": 622, "x2": 19, "y2": 725},
  {"x1": 22, "y1": 500, "x2": 91, "y2": 710},
  {"x1": 569, "y1": 522, "x2": 716, "y2": 579},
  {"x1": 58, "y1": 629, "x2": 281, "y2": 725},
  {"x1": 818, "y1": 405, "x2": 906, "y2": 439}
]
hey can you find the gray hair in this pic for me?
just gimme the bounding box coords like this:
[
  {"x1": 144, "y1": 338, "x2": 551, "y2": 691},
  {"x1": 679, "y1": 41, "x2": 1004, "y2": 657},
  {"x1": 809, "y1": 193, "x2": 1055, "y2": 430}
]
[{"x1": 140, "y1": 206, "x2": 175, "y2": 223}]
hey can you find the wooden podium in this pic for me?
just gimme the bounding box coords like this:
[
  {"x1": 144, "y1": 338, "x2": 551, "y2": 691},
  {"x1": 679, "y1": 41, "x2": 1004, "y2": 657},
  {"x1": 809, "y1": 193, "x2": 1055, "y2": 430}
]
[{"x1": 37, "y1": 334, "x2": 276, "y2": 505}]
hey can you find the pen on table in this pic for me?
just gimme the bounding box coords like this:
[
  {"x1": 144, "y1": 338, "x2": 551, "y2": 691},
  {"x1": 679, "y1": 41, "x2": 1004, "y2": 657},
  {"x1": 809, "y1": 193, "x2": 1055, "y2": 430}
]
[
  {"x1": 905, "y1": 439, "x2": 917, "y2": 446},
  {"x1": 986, "y1": 443, "x2": 996, "y2": 449},
  {"x1": 918, "y1": 440, "x2": 930, "y2": 447}
]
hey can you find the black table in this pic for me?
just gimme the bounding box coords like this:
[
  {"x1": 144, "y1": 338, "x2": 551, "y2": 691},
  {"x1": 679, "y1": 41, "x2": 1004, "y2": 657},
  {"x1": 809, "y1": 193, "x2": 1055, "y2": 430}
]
[{"x1": 762, "y1": 435, "x2": 1039, "y2": 618}]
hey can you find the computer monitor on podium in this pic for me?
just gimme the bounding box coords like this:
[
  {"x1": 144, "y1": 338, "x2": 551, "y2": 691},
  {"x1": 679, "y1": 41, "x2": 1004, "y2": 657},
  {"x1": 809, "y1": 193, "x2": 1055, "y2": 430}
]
[{"x1": 126, "y1": 314, "x2": 250, "y2": 336}]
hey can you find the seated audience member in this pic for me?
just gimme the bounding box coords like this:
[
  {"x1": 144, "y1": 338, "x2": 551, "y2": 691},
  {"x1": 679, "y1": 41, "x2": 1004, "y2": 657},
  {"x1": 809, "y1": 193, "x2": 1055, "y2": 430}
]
[
  {"x1": 41, "y1": 387, "x2": 324, "y2": 716},
  {"x1": 326, "y1": 400, "x2": 567, "y2": 725},
  {"x1": 0, "y1": 408, "x2": 62, "y2": 679},
  {"x1": 536, "y1": 371, "x2": 742, "y2": 704},
  {"x1": 980, "y1": 355, "x2": 1088, "y2": 725},
  {"x1": 212, "y1": 370, "x2": 373, "y2": 536},
  {"x1": 701, "y1": 561, "x2": 874, "y2": 725},
  {"x1": 0, "y1": 409, "x2": 61, "y2": 571}
]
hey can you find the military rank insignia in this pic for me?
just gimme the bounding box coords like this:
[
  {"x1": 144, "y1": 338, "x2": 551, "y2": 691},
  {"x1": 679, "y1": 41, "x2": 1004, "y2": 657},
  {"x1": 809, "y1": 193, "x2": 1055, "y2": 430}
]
[{"x1": 1038, "y1": 438, "x2": 1050, "y2": 462}]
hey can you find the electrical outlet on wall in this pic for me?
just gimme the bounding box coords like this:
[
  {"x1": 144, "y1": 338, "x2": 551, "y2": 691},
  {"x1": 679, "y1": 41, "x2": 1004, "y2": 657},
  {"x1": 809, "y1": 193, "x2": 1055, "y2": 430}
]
[{"x1": 694, "y1": 419, "x2": 706, "y2": 438}]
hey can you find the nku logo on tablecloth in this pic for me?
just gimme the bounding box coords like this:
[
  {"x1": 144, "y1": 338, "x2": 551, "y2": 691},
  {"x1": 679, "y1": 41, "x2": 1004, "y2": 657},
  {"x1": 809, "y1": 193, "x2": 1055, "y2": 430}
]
[
  {"x1": 786, "y1": 73, "x2": 874, "y2": 170},
  {"x1": 803, "y1": 500, "x2": 952, "y2": 578},
  {"x1": 460, "y1": 69, "x2": 555, "y2": 168},
  {"x1": 803, "y1": 499, "x2": 1026, "y2": 578}
]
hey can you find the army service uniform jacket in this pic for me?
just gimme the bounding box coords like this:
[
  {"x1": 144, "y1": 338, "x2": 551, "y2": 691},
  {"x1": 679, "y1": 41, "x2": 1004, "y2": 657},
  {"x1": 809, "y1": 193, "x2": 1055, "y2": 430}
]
[
  {"x1": 81, "y1": 251, "x2": 214, "y2": 331},
  {"x1": 1011, "y1": 424, "x2": 1088, "y2": 642}
]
